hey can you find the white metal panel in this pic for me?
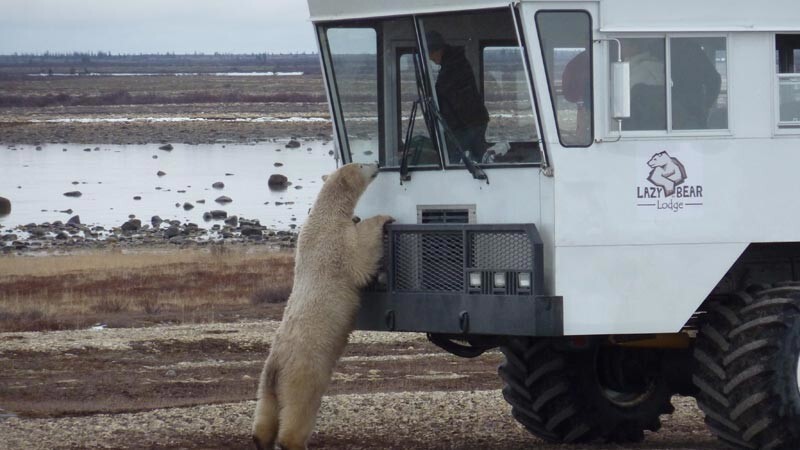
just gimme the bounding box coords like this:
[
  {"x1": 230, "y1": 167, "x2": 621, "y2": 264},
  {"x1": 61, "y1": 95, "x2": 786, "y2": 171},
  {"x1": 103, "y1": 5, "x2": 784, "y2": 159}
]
[
  {"x1": 551, "y1": 138, "x2": 800, "y2": 247},
  {"x1": 600, "y1": 0, "x2": 800, "y2": 32},
  {"x1": 356, "y1": 168, "x2": 542, "y2": 227},
  {"x1": 557, "y1": 243, "x2": 747, "y2": 334},
  {"x1": 308, "y1": 0, "x2": 509, "y2": 21}
]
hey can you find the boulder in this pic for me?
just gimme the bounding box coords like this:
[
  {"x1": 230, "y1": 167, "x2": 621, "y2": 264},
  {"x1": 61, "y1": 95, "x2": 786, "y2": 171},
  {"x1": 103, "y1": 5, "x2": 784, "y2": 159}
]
[
  {"x1": 215, "y1": 196, "x2": 232, "y2": 204},
  {"x1": 274, "y1": 162, "x2": 284, "y2": 167},
  {"x1": 241, "y1": 226, "x2": 263, "y2": 237},
  {"x1": 164, "y1": 226, "x2": 180, "y2": 238},
  {"x1": 0, "y1": 197, "x2": 10, "y2": 215},
  {"x1": 66, "y1": 215, "x2": 81, "y2": 227},
  {"x1": 121, "y1": 219, "x2": 142, "y2": 231},
  {"x1": 224, "y1": 215, "x2": 239, "y2": 227},
  {"x1": 212, "y1": 181, "x2": 224, "y2": 189},
  {"x1": 151, "y1": 216, "x2": 163, "y2": 227},
  {"x1": 133, "y1": 196, "x2": 141, "y2": 200},
  {"x1": 157, "y1": 170, "x2": 166, "y2": 177},
  {"x1": 158, "y1": 144, "x2": 174, "y2": 151},
  {"x1": 204, "y1": 210, "x2": 228, "y2": 221},
  {"x1": 63, "y1": 191, "x2": 82, "y2": 197},
  {"x1": 285, "y1": 139, "x2": 301, "y2": 149},
  {"x1": 268, "y1": 174, "x2": 289, "y2": 189},
  {"x1": 183, "y1": 202, "x2": 194, "y2": 211}
]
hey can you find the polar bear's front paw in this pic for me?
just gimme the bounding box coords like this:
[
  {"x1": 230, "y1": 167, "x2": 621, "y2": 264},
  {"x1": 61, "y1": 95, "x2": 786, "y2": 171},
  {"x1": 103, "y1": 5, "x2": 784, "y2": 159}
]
[{"x1": 377, "y1": 215, "x2": 395, "y2": 230}]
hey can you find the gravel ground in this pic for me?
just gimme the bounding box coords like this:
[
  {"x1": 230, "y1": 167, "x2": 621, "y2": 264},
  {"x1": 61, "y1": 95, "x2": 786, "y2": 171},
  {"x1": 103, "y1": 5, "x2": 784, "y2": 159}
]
[
  {"x1": 0, "y1": 321, "x2": 729, "y2": 450},
  {"x1": 0, "y1": 392, "x2": 723, "y2": 450}
]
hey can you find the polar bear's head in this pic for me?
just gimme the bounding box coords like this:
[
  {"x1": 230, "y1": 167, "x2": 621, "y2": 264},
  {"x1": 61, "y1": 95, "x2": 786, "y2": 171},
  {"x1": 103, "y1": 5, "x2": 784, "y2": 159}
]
[
  {"x1": 314, "y1": 163, "x2": 379, "y2": 216},
  {"x1": 647, "y1": 151, "x2": 671, "y2": 168}
]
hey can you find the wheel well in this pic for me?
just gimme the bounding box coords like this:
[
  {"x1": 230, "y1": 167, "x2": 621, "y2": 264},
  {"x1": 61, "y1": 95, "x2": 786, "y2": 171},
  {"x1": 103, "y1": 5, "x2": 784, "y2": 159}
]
[
  {"x1": 689, "y1": 242, "x2": 800, "y2": 330},
  {"x1": 711, "y1": 242, "x2": 800, "y2": 296}
]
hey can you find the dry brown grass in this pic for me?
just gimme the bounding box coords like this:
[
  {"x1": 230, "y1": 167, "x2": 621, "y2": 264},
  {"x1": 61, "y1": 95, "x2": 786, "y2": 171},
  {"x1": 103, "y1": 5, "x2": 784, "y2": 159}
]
[{"x1": 0, "y1": 247, "x2": 294, "y2": 331}]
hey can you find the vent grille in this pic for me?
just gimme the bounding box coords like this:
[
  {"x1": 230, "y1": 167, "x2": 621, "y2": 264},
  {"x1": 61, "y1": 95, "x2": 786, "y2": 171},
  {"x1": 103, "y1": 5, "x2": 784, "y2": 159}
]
[
  {"x1": 420, "y1": 209, "x2": 470, "y2": 224},
  {"x1": 394, "y1": 231, "x2": 464, "y2": 292},
  {"x1": 469, "y1": 232, "x2": 533, "y2": 270}
]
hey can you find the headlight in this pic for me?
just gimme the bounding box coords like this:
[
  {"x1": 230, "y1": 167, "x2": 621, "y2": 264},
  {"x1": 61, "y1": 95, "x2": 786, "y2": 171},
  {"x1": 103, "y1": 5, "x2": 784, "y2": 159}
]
[
  {"x1": 469, "y1": 272, "x2": 482, "y2": 287},
  {"x1": 518, "y1": 272, "x2": 531, "y2": 289},
  {"x1": 493, "y1": 272, "x2": 506, "y2": 288}
]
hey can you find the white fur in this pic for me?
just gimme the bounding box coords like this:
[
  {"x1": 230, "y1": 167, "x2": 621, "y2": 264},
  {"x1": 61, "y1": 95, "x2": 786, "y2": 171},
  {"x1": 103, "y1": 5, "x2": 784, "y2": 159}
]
[{"x1": 252, "y1": 163, "x2": 392, "y2": 450}]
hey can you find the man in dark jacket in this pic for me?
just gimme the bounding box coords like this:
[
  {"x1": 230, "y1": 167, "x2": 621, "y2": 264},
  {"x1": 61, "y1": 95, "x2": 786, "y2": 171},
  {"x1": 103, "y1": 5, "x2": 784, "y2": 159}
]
[{"x1": 426, "y1": 31, "x2": 490, "y2": 163}]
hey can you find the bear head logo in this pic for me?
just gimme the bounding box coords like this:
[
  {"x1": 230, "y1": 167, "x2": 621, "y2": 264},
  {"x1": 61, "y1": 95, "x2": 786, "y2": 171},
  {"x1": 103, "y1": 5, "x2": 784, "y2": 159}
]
[{"x1": 646, "y1": 151, "x2": 687, "y2": 197}]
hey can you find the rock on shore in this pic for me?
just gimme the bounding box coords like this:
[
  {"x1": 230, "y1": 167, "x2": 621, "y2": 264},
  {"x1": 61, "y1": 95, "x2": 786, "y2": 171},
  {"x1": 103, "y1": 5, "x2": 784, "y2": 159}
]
[
  {"x1": 0, "y1": 197, "x2": 10, "y2": 215},
  {"x1": 1, "y1": 215, "x2": 297, "y2": 255},
  {"x1": 268, "y1": 174, "x2": 289, "y2": 189}
]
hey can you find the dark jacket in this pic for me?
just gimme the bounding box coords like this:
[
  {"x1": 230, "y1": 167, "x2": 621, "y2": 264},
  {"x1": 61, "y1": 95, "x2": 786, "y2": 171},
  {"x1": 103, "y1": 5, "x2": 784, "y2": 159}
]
[{"x1": 435, "y1": 46, "x2": 489, "y2": 131}]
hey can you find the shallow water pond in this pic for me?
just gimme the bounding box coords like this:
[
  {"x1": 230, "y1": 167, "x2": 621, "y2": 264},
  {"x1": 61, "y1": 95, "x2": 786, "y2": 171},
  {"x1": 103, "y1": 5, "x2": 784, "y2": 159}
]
[{"x1": 0, "y1": 141, "x2": 337, "y2": 230}]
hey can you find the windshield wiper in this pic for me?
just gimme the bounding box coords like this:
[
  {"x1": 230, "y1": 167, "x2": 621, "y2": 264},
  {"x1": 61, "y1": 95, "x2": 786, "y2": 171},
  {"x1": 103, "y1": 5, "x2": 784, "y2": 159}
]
[
  {"x1": 424, "y1": 97, "x2": 489, "y2": 184},
  {"x1": 399, "y1": 98, "x2": 420, "y2": 183}
]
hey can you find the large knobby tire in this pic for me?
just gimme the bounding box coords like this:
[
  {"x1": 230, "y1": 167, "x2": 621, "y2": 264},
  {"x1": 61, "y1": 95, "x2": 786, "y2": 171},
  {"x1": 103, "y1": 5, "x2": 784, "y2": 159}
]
[
  {"x1": 694, "y1": 284, "x2": 800, "y2": 450},
  {"x1": 499, "y1": 338, "x2": 675, "y2": 444}
]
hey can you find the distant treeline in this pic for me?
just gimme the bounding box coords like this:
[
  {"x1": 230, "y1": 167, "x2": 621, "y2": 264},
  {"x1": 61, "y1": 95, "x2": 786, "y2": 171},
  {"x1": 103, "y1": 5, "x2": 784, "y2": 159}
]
[{"x1": 0, "y1": 53, "x2": 322, "y2": 75}]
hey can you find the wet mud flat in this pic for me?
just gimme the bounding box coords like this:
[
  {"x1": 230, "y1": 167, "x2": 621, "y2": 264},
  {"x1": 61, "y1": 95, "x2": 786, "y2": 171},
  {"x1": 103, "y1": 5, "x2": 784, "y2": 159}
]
[
  {"x1": 0, "y1": 319, "x2": 724, "y2": 450},
  {"x1": 0, "y1": 73, "x2": 333, "y2": 145}
]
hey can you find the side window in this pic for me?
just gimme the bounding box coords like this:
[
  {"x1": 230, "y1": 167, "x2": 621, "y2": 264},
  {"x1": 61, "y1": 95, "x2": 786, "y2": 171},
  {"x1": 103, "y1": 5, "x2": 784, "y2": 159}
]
[
  {"x1": 610, "y1": 36, "x2": 727, "y2": 132},
  {"x1": 671, "y1": 37, "x2": 727, "y2": 130},
  {"x1": 777, "y1": 34, "x2": 800, "y2": 128},
  {"x1": 482, "y1": 45, "x2": 540, "y2": 163},
  {"x1": 618, "y1": 38, "x2": 667, "y2": 131},
  {"x1": 536, "y1": 11, "x2": 593, "y2": 147}
]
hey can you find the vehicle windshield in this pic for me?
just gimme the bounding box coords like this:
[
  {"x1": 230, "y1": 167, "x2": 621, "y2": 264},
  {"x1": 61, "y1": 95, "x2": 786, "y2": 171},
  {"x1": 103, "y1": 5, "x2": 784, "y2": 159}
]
[{"x1": 318, "y1": 8, "x2": 542, "y2": 170}]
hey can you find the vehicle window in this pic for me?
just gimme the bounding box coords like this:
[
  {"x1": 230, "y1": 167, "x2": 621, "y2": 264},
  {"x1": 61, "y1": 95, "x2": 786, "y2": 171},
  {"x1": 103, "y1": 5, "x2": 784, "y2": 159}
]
[
  {"x1": 397, "y1": 50, "x2": 439, "y2": 167},
  {"x1": 536, "y1": 11, "x2": 593, "y2": 147},
  {"x1": 482, "y1": 46, "x2": 540, "y2": 163},
  {"x1": 610, "y1": 37, "x2": 728, "y2": 133},
  {"x1": 325, "y1": 27, "x2": 380, "y2": 164},
  {"x1": 776, "y1": 34, "x2": 800, "y2": 127},
  {"x1": 617, "y1": 38, "x2": 667, "y2": 131},
  {"x1": 420, "y1": 8, "x2": 541, "y2": 165},
  {"x1": 671, "y1": 37, "x2": 727, "y2": 130}
]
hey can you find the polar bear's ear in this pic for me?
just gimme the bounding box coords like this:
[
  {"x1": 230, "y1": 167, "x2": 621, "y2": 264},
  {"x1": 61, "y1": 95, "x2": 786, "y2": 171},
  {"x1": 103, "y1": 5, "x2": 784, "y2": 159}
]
[{"x1": 321, "y1": 174, "x2": 329, "y2": 182}]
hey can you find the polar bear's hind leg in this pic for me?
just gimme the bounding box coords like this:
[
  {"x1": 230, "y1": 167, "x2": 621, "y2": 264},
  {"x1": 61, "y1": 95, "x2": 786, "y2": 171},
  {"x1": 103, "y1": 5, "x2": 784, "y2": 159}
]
[
  {"x1": 253, "y1": 362, "x2": 280, "y2": 450},
  {"x1": 275, "y1": 368, "x2": 328, "y2": 450}
]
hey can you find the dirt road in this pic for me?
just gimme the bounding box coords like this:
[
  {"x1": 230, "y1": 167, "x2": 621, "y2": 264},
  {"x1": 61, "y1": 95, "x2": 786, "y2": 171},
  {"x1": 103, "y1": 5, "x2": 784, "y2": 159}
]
[{"x1": 0, "y1": 320, "x2": 726, "y2": 450}]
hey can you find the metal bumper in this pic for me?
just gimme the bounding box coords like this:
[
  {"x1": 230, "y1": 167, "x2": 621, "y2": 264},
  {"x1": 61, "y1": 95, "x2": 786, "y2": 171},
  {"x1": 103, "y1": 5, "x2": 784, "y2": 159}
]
[
  {"x1": 357, "y1": 292, "x2": 563, "y2": 336},
  {"x1": 356, "y1": 223, "x2": 563, "y2": 337}
]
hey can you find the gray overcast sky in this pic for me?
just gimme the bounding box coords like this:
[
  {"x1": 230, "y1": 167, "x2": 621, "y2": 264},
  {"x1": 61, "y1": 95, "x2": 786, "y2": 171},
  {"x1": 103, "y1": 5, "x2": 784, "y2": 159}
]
[{"x1": 0, "y1": 0, "x2": 316, "y2": 54}]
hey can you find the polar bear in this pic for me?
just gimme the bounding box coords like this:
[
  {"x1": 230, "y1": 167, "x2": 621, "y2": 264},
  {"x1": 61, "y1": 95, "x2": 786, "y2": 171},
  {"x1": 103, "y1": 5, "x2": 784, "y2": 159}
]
[
  {"x1": 647, "y1": 151, "x2": 686, "y2": 197},
  {"x1": 252, "y1": 163, "x2": 393, "y2": 450}
]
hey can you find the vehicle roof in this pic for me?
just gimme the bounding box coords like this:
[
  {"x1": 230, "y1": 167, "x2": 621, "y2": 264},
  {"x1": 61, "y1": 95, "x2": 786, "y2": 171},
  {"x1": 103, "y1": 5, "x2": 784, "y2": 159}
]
[{"x1": 307, "y1": 0, "x2": 800, "y2": 32}]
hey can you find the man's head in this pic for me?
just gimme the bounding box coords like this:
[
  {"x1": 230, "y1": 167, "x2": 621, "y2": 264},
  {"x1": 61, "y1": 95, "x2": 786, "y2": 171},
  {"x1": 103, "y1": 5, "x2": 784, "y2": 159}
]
[{"x1": 425, "y1": 30, "x2": 446, "y2": 65}]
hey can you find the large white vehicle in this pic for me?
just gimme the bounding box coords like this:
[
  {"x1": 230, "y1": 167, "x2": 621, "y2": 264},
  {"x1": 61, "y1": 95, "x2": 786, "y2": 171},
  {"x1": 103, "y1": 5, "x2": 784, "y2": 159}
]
[{"x1": 306, "y1": 0, "x2": 800, "y2": 448}]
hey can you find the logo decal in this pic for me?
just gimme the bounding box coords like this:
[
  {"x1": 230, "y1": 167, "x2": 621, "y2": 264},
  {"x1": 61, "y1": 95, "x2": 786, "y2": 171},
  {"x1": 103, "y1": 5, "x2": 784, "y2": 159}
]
[
  {"x1": 636, "y1": 151, "x2": 703, "y2": 212},
  {"x1": 647, "y1": 151, "x2": 686, "y2": 196}
]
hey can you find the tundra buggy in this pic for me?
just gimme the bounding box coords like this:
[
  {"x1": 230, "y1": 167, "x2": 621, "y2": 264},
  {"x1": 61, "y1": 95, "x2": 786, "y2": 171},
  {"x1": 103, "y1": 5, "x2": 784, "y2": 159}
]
[{"x1": 306, "y1": 0, "x2": 800, "y2": 448}]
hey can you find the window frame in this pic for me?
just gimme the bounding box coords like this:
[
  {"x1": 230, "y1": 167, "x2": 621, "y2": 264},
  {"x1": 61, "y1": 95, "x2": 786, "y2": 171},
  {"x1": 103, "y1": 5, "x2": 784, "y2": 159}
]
[
  {"x1": 534, "y1": 9, "x2": 595, "y2": 148},
  {"x1": 600, "y1": 32, "x2": 732, "y2": 140},
  {"x1": 318, "y1": 21, "x2": 385, "y2": 165},
  {"x1": 774, "y1": 33, "x2": 800, "y2": 135}
]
